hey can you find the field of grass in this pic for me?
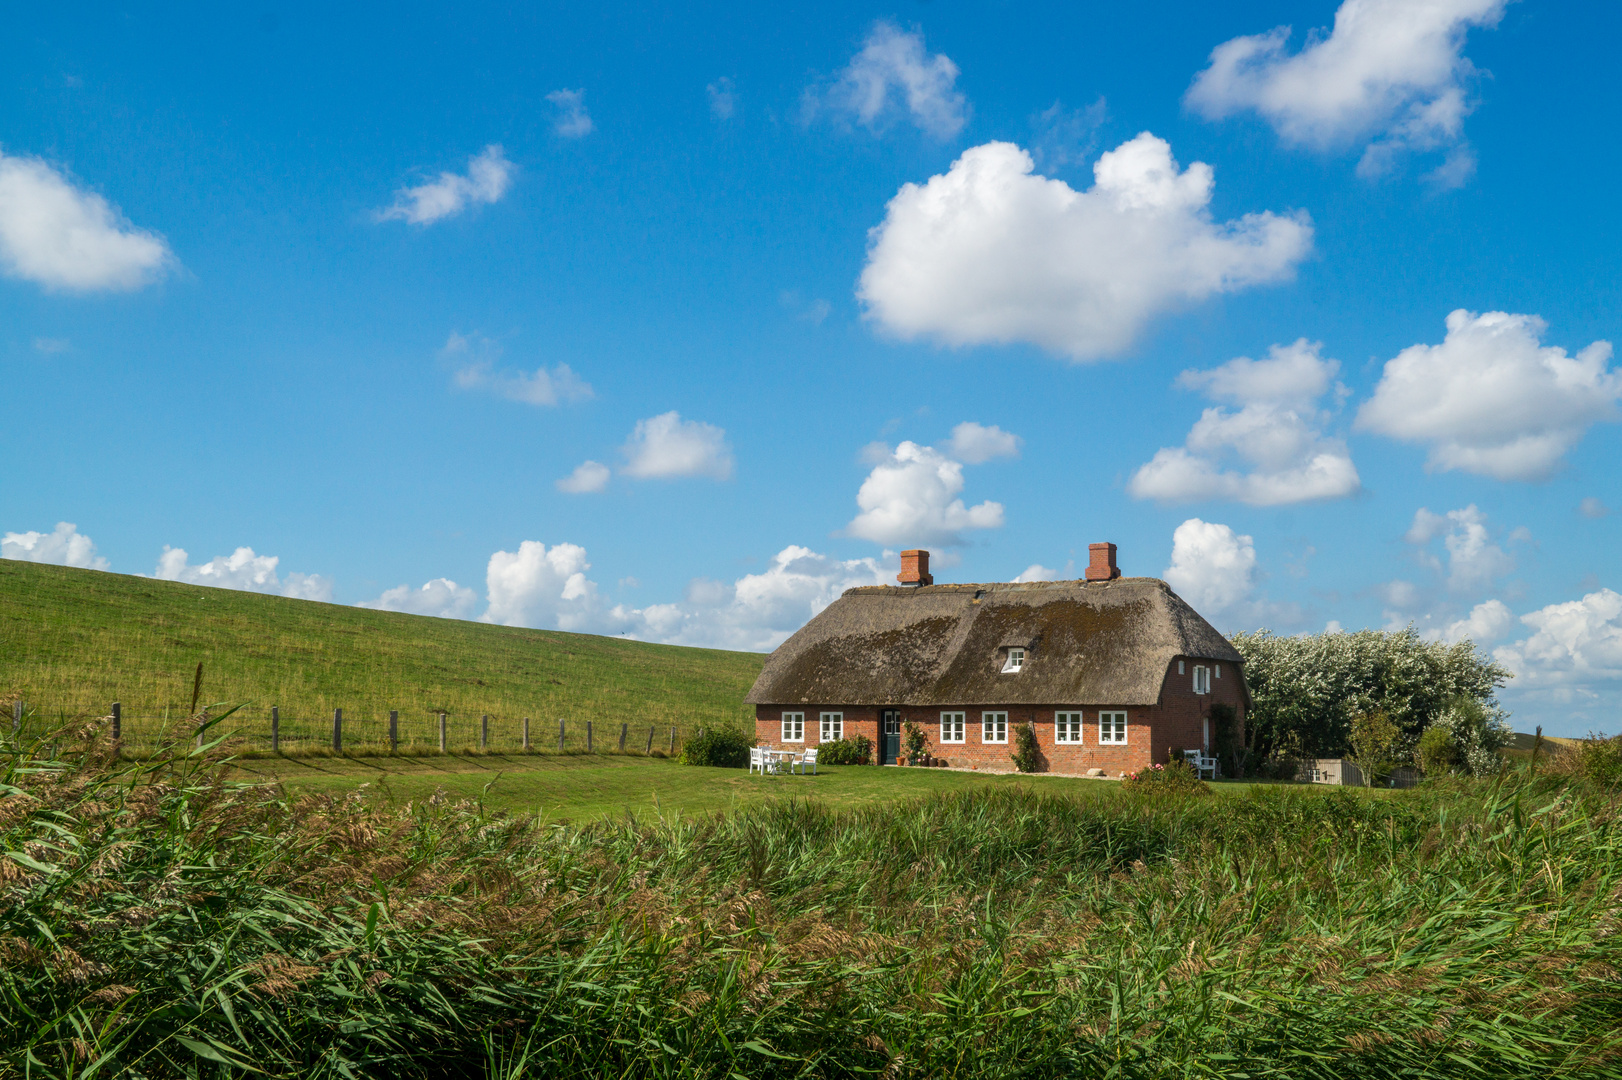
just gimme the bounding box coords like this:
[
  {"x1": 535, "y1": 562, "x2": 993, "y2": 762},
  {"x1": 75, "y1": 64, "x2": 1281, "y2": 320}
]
[
  {"x1": 231, "y1": 753, "x2": 1125, "y2": 822},
  {"x1": 5, "y1": 722, "x2": 1619, "y2": 1079},
  {"x1": 0, "y1": 560, "x2": 763, "y2": 750}
]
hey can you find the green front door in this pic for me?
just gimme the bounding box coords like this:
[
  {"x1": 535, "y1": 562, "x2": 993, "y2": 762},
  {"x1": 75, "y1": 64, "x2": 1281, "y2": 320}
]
[{"x1": 882, "y1": 710, "x2": 902, "y2": 764}]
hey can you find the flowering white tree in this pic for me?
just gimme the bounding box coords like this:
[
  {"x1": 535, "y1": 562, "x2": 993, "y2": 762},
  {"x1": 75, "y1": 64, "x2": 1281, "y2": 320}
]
[{"x1": 1231, "y1": 626, "x2": 1509, "y2": 765}]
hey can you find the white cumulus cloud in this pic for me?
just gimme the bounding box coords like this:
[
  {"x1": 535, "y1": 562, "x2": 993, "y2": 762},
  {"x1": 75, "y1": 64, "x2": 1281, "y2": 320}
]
[
  {"x1": 1356, "y1": 310, "x2": 1619, "y2": 481},
  {"x1": 807, "y1": 22, "x2": 967, "y2": 139},
  {"x1": 845, "y1": 440, "x2": 1003, "y2": 548},
  {"x1": 1129, "y1": 339, "x2": 1360, "y2": 506},
  {"x1": 443, "y1": 332, "x2": 593, "y2": 407},
  {"x1": 1580, "y1": 497, "x2": 1610, "y2": 519},
  {"x1": 858, "y1": 135, "x2": 1311, "y2": 361},
  {"x1": 357, "y1": 578, "x2": 478, "y2": 620},
  {"x1": 1404, "y1": 504, "x2": 1515, "y2": 592},
  {"x1": 1439, "y1": 598, "x2": 1514, "y2": 645},
  {"x1": 547, "y1": 89, "x2": 594, "y2": 138},
  {"x1": 376, "y1": 145, "x2": 513, "y2": 226},
  {"x1": 556, "y1": 461, "x2": 611, "y2": 494},
  {"x1": 1495, "y1": 589, "x2": 1622, "y2": 691},
  {"x1": 945, "y1": 421, "x2": 1022, "y2": 464},
  {"x1": 471, "y1": 539, "x2": 894, "y2": 651},
  {"x1": 621, "y1": 412, "x2": 734, "y2": 480},
  {"x1": 154, "y1": 546, "x2": 333, "y2": 601},
  {"x1": 628, "y1": 546, "x2": 893, "y2": 651},
  {"x1": 1, "y1": 522, "x2": 109, "y2": 570},
  {"x1": 1165, "y1": 518, "x2": 1257, "y2": 617},
  {"x1": 482, "y1": 540, "x2": 604, "y2": 631},
  {"x1": 1186, "y1": 0, "x2": 1506, "y2": 184},
  {"x1": 0, "y1": 151, "x2": 174, "y2": 291},
  {"x1": 1012, "y1": 564, "x2": 1063, "y2": 583}
]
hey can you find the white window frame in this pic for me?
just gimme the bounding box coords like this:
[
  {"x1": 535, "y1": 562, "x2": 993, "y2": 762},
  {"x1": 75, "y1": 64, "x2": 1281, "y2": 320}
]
[
  {"x1": 940, "y1": 712, "x2": 966, "y2": 743},
  {"x1": 1099, "y1": 711, "x2": 1128, "y2": 745},
  {"x1": 781, "y1": 712, "x2": 804, "y2": 743},
  {"x1": 1193, "y1": 665, "x2": 1210, "y2": 695},
  {"x1": 1002, "y1": 648, "x2": 1025, "y2": 673},
  {"x1": 819, "y1": 712, "x2": 843, "y2": 742},
  {"x1": 1055, "y1": 711, "x2": 1084, "y2": 744},
  {"x1": 982, "y1": 711, "x2": 1008, "y2": 744},
  {"x1": 1215, "y1": 663, "x2": 1222, "y2": 679},
  {"x1": 1177, "y1": 660, "x2": 1185, "y2": 675}
]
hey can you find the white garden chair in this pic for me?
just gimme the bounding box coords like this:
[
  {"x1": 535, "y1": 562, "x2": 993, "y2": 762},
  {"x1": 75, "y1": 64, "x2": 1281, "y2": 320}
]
[
  {"x1": 1182, "y1": 749, "x2": 1218, "y2": 780},
  {"x1": 748, "y1": 747, "x2": 765, "y2": 775},
  {"x1": 795, "y1": 748, "x2": 818, "y2": 775}
]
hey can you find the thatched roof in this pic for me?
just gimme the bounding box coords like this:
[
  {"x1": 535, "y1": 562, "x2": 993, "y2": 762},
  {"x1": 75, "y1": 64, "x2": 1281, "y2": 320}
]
[{"x1": 746, "y1": 577, "x2": 1244, "y2": 707}]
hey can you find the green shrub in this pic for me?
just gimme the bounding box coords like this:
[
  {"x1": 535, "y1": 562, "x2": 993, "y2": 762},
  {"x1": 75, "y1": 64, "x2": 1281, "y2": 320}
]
[
  {"x1": 818, "y1": 735, "x2": 873, "y2": 765},
  {"x1": 903, "y1": 721, "x2": 929, "y2": 765},
  {"x1": 1570, "y1": 733, "x2": 1622, "y2": 786},
  {"x1": 1122, "y1": 756, "x2": 1209, "y2": 796},
  {"x1": 1347, "y1": 709, "x2": 1401, "y2": 787},
  {"x1": 1011, "y1": 721, "x2": 1041, "y2": 773},
  {"x1": 1417, "y1": 724, "x2": 1458, "y2": 777},
  {"x1": 1435, "y1": 694, "x2": 1512, "y2": 776},
  {"x1": 679, "y1": 726, "x2": 753, "y2": 768}
]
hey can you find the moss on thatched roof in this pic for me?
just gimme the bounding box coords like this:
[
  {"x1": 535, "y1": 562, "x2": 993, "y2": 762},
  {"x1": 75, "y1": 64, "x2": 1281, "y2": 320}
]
[{"x1": 746, "y1": 577, "x2": 1243, "y2": 707}]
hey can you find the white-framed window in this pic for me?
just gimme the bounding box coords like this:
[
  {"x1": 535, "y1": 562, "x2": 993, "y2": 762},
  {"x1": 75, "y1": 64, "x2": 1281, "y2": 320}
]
[
  {"x1": 820, "y1": 712, "x2": 843, "y2": 742},
  {"x1": 1177, "y1": 660, "x2": 1185, "y2": 675},
  {"x1": 1193, "y1": 665, "x2": 1211, "y2": 695},
  {"x1": 1002, "y1": 648, "x2": 1025, "y2": 673},
  {"x1": 1215, "y1": 663, "x2": 1222, "y2": 679},
  {"x1": 1099, "y1": 711, "x2": 1127, "y2": 745},
  {"x1": 781, "y1": 712, "x2": 804, "y2": 742},
  {"x1": 982, "y1": 711, "x2": 1008, "y2": 744},
  {"x1": 1055, "y1": 711, "x2": 1084, "y2": 744},
  {"x1": 940, "y1": 712, "x2": 965, "y2": 743}
]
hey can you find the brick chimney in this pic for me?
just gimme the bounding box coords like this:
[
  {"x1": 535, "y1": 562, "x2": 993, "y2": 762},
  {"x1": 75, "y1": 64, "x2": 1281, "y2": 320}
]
[
  {"x1": 1085, "y1": 542, "x2": 1120, "y2": 581},
  {"x1": 897, "y1": 549, "x2": 934, "y2": 586}
]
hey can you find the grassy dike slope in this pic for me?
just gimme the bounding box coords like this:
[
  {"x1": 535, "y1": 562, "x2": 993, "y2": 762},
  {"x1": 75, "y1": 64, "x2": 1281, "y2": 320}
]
[{"x1": 0, "y1": 560, "x2": 763, "y2": 733}]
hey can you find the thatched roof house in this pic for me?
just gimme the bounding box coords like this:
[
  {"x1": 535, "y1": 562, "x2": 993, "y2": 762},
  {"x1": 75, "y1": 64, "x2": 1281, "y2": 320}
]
[{"x1": 748, "y1": 545, "x2": 1247, "y2": 774}]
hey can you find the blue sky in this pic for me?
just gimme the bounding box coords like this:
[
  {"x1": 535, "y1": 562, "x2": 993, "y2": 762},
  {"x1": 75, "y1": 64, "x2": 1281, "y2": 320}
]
[{"x1": 4, "y1": 1, "x2": 1620, "y2": 735}]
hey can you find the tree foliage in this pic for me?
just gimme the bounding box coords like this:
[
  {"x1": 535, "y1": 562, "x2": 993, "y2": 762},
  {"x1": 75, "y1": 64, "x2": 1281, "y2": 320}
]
[
  {"x1": 680, "y1": 726, "x2": 754, "y2": 768},
  {"x1": 1230, "y1": 627, "x2": 1510, "y2": 762}
]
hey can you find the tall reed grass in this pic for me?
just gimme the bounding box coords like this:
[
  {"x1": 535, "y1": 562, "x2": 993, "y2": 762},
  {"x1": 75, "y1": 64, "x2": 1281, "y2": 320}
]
[{"x1": 3, "y1": 718, "x2": 1619, "y2": 1078}]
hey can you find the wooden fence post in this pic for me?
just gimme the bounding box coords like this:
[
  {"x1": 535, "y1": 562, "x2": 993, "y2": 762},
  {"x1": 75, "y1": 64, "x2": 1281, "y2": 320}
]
[
  {"x1": 586, "y1": 721, "x2": 593, "y2": 752},
  {"x1": 669, "y1": 727, "x2": 676, "y2": 754},
  {"x1": 439, "y1": 712, "x2": 447, "y2": 753},
  {"x1": 332, "y1": 708, "x2": 343, "y2": 753},
  {"x1": 271, "y1": 706, "x2": 279, "y2": 753},
  {"x1": 645, "y1": 725, "x2": 654, "y2": 754},
  {"x1": 111, "y1": 702, "x2": 121, "y2": 743},
  {"x1": 389, "y1": 710, "x2": 399, "y2": 752},
  {"x1": 618, "y1": 723, "x2": 628, "y2": 752},
  {"x1": 558, "y1": 719, "x2": 565, "y2": 752},
  {"x1": 523, "y1": 717, "x2": 530, "y2": 750},
  {"x1": 481, "y1": 714, "x2": 489, "y2": 750}
]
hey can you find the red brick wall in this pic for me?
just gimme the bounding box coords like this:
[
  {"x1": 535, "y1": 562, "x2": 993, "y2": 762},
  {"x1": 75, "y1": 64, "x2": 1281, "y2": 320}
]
[{"x1": 753, "y1": 656, "x2": 1247, "y2": 776}]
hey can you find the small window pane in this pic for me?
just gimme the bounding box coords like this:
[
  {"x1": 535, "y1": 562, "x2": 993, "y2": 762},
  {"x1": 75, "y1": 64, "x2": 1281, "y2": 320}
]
[
  {"x1": 820, "y1": 712, "x2": 843, "y2": 742},
  {"x1": 982, "y1": 711, "x2": 1008, "y2": 744},
  {"x1": 1099, "y1": 711, "x2": 1127, "y2": 745},
  {"x1": 940, "y1": 712, "x2": 965, "y2": 743},
  {"x1": 782, "y1": 713, "x2": 804, "y2": 742},
  {"x1": 1055, "y1": 711, "x2": 1083, "y2": 744}
]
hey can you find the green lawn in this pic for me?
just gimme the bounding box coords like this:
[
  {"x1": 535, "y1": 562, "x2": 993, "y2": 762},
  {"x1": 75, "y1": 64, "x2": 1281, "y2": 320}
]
[
  {"x1": 0, "y1": 560, "x2": 764, "y2": 750},
  {"x1": 230, "y1": 753, "x2": 1128, "y2": 821}
]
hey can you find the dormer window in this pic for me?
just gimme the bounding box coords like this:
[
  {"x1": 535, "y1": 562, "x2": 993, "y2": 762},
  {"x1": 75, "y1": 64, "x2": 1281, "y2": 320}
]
[{"x1": 1002, "y1": 648, "x2": 1025, "y2": 673}]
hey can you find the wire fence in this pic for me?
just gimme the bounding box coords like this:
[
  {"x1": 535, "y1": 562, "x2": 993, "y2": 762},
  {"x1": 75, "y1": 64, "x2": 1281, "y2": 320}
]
[{"x1": 4, "y1": 700, "x2": 695, "y2": 758}]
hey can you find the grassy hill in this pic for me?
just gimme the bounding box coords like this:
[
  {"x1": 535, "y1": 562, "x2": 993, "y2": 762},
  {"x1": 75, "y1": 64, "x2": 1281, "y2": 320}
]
[{"x1": 0, "y1": 560, "x2": 764, "y2": 751}]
